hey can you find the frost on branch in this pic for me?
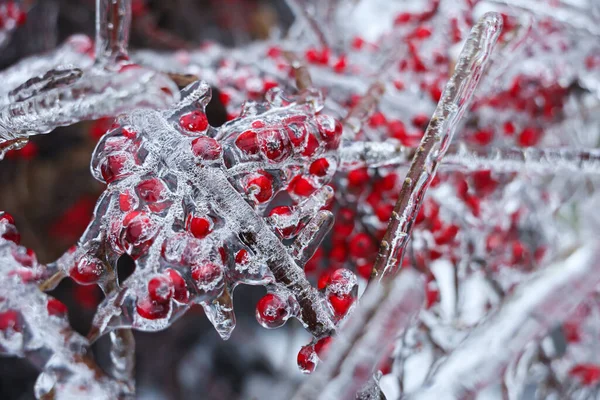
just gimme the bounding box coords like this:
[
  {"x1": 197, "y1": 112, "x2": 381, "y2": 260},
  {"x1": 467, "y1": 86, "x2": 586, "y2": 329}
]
[
  {"x1": 60, "y1": 79, "x2": 358, "y2": 342},
  {"x1": 0, "y1": 213, "x2": 129, "y2": 399},
  {"x1": 0, "y1": 0, "x2": 179, "y2": 159}
]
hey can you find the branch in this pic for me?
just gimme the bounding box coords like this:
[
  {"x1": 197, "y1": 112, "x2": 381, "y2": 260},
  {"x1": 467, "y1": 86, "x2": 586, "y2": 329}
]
[
  {"x1": 407, "y1": 243, "x2": 600, "y2": 399},
  {"x1": 339, "y1": 140, "x2": 600, "y2": 175},
  {"x1": 369, "y1": 13, "x2": 503, "y2": 281}
]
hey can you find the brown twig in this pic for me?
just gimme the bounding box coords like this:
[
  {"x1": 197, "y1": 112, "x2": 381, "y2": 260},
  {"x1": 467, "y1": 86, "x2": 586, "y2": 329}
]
[{"x1": 369, "y1": 13, "x2": 503, "y2": 282}]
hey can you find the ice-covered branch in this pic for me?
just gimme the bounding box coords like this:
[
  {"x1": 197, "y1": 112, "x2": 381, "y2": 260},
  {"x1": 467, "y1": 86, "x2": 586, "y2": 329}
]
[
  {"x1": 484, "y1": 0, "x2": 600, "y2": 36},
  {"x1": 407, "y1": 242, "x2": 600, "y2": 399},
  {"x1": 0, "y1": 0, "x2": 179, "y2": 154},
  {"x1": 370, "y1": 13, "x2": 503, "y2": 280},
  {"x1": 340, "y1": 140, "x2": 600, "y2": 175},
  {"x1": 293, "y1": 269, "x2": 424, "y2": 400}
]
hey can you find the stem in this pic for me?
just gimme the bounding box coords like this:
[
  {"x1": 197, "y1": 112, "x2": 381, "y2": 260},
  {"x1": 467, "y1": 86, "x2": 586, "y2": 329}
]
[
  {"x1": 284, "y1": 51, "x2": 313, "y2": 91},
  {"x1": 407, "y1": 243, "x2": 600, "y2": 399},
  {"x1": 95, "y1": 0, "x2": 132, "y2": 63},
  {"x1": 339, "y1": 140, "x2": 600, "y2": 175},
  {"x1": 369, "y1": 13, "x2": 503, "y2": 281}
]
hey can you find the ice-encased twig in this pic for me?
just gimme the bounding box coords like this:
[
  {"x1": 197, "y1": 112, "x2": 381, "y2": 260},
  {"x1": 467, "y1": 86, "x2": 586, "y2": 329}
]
[
  {"x1": 0, "y1": 0, "x2": 179, "y2": 151},
  {"x1": 407, "y1": 242, "x2": 600, "y2": 400},
  {"x1": 340, "y1": 140, "x2": 600, "y2": 175},
  {"x1": 485, "y1": 0, "x2": 600, "y2": 37},
  {"x1": 292, "y1": 269, "x2": 424, "y2": 400},
  {"x1": 0, "y1": 67, "x2": 178, "y2": 142},
  {"x1": 370, "y1": 13, "x2": 503, "y2": 281}
]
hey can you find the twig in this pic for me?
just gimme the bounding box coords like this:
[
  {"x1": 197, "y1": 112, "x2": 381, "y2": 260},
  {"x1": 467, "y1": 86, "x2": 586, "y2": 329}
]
[
  {"x1": 407, "y1": 243, "x2": 600, "y2": 399},
  {"x1": 339, "y1": 140, "x2": 600, "y2": 175},
  {"x1": 283, "y1": 50, "x2": 313, "y2": 91},
  {"x1": 369, "y1": 13, "x2": 503, "y2": 281}
]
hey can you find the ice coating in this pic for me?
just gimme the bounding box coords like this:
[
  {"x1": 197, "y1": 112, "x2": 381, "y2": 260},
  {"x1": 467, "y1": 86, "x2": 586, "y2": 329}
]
[
  {"x1": 62, "y1": 80, "x2": 353, "y2": 341},
  {"x1": 0, "y1": 214, "x2": 129, "y2": 399},
  {"x1": 370, "y1": 12, "x2": 503, "y2": 280},
  {"x1": 0, "y1": 0, "x2": 179, "y2": 157},
  {"x1": 1, "y1": 0, "x2": 600, "y2": 398}
]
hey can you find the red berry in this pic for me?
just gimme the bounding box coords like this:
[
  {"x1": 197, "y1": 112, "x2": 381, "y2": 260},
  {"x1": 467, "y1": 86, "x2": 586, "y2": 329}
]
[
  {"x1": 388, "y1": 120, "x2": 406, "y2": 140},
  {"x1": 259, "y1": 129, "x2": 290, "y2": 162},
  {"x1": 291, "y1": 177, "x2": 316, "y2": 197},
  {"x1": 179, "y1": 110, "x2": 208, "y2": 132},
  {"x1": 517, "y1": 127, "x2": 540, "y2": 147},
  {"x1": 297, "y1": 345, "x2": 317, "y2": 373},
  {"x1": 569, "y1": 364, "x2": 600, "y2": 386},
  {"x1": 0, "y1": 212, "x2": 15, "y2": 226},
  {"x1": 435, "y1": 225, "x2": 459, "y2": 245},
  {"x1": 269, "y1": 206, "x2": 297, "y2": 238},
  {"x1": 191, "y1": 136, "x2": 222, "y2": 160},
  {"x1": 347, "y1": 168, "x2": 370, "y2": 189},
  {"x1": 369, "y1": 112, "x2": 387, "y2": 128},
  {"x1": 245, "y1": 173, "x2": 273, "y2": 203},
  {"x1": 187, "y1": 216, "x2": 212, "y2": 238},
  {"x1": 256, "y1": 293, "x2": 291, "y2": 328},
  {"x1": 314, "y1": 337, "x2": 333, "y2": 359},
  {"x1": 119, "y1": 192, "x2": 134, "y2": 212},
  {"x1": 136, "y1": 297, "x2": 170, "y2": 320},
  {"x1": 136, "y1": 178, "x2": 166, "y2": 203},
  {"x1": 148, "y1": 275, "x2": 174, "y2": 304},
  {"x1": 356, "y1": 263, "x2": 372, "y2": 280},
  {"x1": 318, "y1": 270, "x2": 332, "y2": 290},
  {"x1": 348, "y1": 233, "x2": 375, "y2": 259},
  {"x1": 316, "y1": 115, "x2": 342, "y2": 148},
  {"x1": 101, "y1": 154, "x2": 128, "y2": 183},
  {"x1": 328, "y1": 293, "x2": 354, "y2": 316},
  {"x1": 47, "y1": 298, "x2": 68, "y2": 316},
  {"x1": 122, "y1": 211, "x2": 155, "y2": 252},
  {"x1": 166, "y1": 269, "x2": 189, "y2": 303},
  {"x1": 375, "y1": 204, "x2": 394, "y2": 222},
  {"x1": 235, "y1": 130, "x2": 259, "y2": 154},
  {"x1": 412, "y1": 113, "x2": 429, "y2": 128},
  {"x1": 309, "y1": 158, "x2": 330, "y2": 177},
  {"x1": 0, "y1": 310, "x2": 20, "y2": 332},
  {"x1": 191, "y1": 262, "x2": 224, "y2": 291},
  {"x1": 472, "y1": 170, "x2": 497, "y2": 196},
  {"x1": 302, "y1": 134, "x2": 320, "y2": 157},
  {"x1": 473, "y1": 129, "x2": 494, "y2": 146},
  {"x1": 235, "y1": 249, "x2": 249, "y2": 264},
  {"x1": 70, "y1": 257, "x2": 103, "y2": 284}
]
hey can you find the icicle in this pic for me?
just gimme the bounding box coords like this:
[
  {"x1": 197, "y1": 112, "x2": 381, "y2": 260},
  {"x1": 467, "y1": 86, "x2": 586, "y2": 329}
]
[{"x1": 290, "y1": 210, "x2": 335, "y2": 266}]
